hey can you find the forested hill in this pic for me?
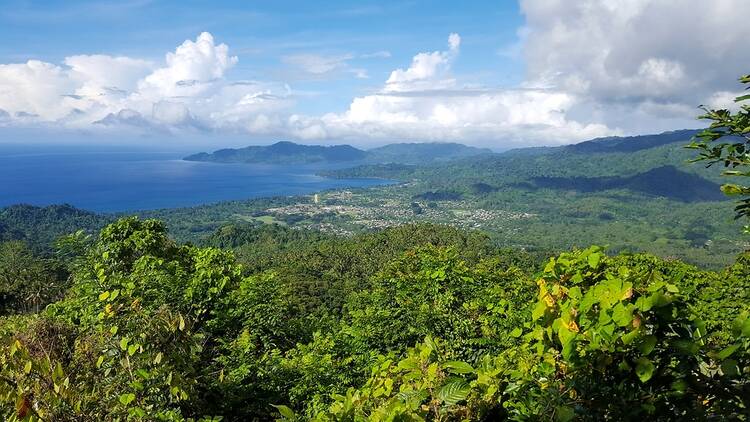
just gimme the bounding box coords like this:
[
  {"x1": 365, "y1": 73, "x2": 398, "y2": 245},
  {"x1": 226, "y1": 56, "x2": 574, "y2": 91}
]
[
  {"x1": 184, "y1": 141, "x2": 368, "y2": 164},
  {"x1": 0, "y1": 204, "x2": 110, "y2": 253},
  {"x1": 184, "y1": 140, "x2": 492, "y2": 165},
  {"x1": 324, "y1": 129, "x2": 717, "y2": 194},
  {"x1": 366, "y1": 142, "x2": 493, "y2": 164},
  {"x1": 564, "y1": 129, "x2": 699, "y2": 154}
]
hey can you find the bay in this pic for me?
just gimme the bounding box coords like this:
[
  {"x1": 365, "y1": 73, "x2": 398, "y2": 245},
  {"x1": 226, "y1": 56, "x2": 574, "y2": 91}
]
[{"x1": 0, "y1": 145, "x2": 391, "y2": 212}]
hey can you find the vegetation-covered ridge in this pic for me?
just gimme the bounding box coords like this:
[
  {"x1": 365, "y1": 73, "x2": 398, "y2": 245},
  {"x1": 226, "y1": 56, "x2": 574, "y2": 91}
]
[
  {"x1": 0, "y1": 204, "x2": 110, "y2": 254},
  {"x1": 184, "y1": 141, "x2": 492, "y2": 165}
]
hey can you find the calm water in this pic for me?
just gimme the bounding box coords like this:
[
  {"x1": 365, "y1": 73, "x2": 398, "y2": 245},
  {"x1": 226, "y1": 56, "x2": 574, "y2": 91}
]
[{"x1": 0, "y1": 146, "x2": 390, "y2": 212}]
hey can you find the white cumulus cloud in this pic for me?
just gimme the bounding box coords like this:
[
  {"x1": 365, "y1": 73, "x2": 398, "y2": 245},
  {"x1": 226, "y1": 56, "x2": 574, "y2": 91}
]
[
  {"x1": 285, "y1": 33, "x2": 613, "y2": 147},
  {"x1": 137, "y1": 32, "x2": 238, "y2": 99},
  {"x1": 3, "y1": 2, "x2": 750, "y2": 150},
  {"x1": 0, "y1": 32, "x2": 290, "y2": 135},
  {"x1": 385, "y1": 33, "x2": 460, "y2": 92},
  {"x1": 519, "y1": 0, "x2": 750, "y2": 131},
  {"x1": 0, "y1": 60, "x2": 78, "y2": 121}
]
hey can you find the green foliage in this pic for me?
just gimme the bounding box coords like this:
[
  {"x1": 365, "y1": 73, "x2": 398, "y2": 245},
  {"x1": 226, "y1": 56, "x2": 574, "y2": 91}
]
[
  {"x1": 0, "y1": 216, "x2": 747, "y2": 420},
  {"x1": 0, "y1": 204, "x2": 109, "y2": 254},
  {"x1": 0, "y1": 240, "x2": 69, "y2": 314},
  {"x1": 313, "y1": 337, "x2": 484, "y2": 421},
  {"x1": 689, "y1": 74, "x2": 750, "y2": 231},
  {"x1": 0, "y1": 217, "x2": 240, "y2": 420},
  {"x1": 313, "y1": 247, "x2": 750, "y2": 421},
  {"x1": 344, "y1": 245, "x2": 533, "y2": 359}
]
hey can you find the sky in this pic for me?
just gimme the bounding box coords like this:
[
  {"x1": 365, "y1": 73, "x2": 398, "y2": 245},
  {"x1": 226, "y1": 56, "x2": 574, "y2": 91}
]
[{"x1": 0, "y1": 0, "x2": 749, "y2": 150}]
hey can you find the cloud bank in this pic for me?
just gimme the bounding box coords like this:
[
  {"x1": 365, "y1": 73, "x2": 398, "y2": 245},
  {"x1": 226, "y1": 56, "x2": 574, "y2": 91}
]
[
  {"x1": 519, "y1": 0, "x2": 750, "y2": 134},
  {"x1": 2, "y1": 1, "x2": 750, "y2": 148},
  {"x1": 0, "y1": 32, "x2": 291, "y2": 136}
]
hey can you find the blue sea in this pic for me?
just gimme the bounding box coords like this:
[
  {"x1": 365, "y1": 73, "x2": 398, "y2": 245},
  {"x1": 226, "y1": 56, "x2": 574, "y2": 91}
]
[{"x1": 0, "y1": 145, "x2": 390, "y2": 212}]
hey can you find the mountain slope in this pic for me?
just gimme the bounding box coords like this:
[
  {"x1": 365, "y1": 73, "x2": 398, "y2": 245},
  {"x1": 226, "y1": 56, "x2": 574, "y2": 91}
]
[
  {"x1": 326, "y1": 130, "x2": 718, "y2": 191},
  {"x1": 0, "y1": 204, "x2": 110, "y2": 253},
  {"x1": 366, "y1": 142, "x2": 492, "y2": 164},
  {"x1": 565, "y1": 129, "x2": 699, "y2": 153},
  {"x1": 185, "y1": 141, "x2": 368, "y2": 164},
  {"x1": 531, "y1": 165, "x2": 725, "y2": 202},
  {"x1": 185, "y1": 141, "x2": 494, "y2": 165}
]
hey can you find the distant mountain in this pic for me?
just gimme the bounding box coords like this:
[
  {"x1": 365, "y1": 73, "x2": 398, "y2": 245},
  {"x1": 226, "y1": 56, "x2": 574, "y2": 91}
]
[
  {"x1": 565, "y1": 129, "x2": 699, "y2": 154},
  {"x1": 365, "y1": 142, "x2": 492, "y2": 164},
  {"x1": 324, "y1": 130, "x2": 726, "y2": 203},
  {"x1": 185, "y1": 141, "x2": 493, "y2": 165},
  {"x1": 184, "y1": 141, "x2": 368, "y2": 165}
]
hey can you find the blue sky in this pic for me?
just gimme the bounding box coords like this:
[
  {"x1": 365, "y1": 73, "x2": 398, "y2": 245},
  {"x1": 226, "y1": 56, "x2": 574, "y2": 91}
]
[
  {"x1": 0, "y1": 1, "x2": 523, "y2": 114},
  {"x1": 0, "y1": 1, "x2": 749, "y2": 149}
]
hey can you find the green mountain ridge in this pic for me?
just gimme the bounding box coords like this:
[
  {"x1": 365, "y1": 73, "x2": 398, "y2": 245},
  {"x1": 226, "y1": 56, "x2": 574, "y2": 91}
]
[
  {"x1": 184, "y1": 141, "x2": 492, "y2": 165},
  {"x1": 325, "y1": 129, "x2": 718, "y2": 189},
  {"x1": 184, "y1": 141, "x2": 368, "y2": 164},
  {"x1": 0, "y1": 204, "x2": 109, "y2": 253},
  {"x1": 365, "y1": 142, "x2": 493, "y2": 164}
]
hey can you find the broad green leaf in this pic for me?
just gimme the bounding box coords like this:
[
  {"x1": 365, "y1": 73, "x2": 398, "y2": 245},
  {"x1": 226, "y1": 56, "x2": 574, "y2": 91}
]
[
  {"x1": 635, "y1": 357, "x2": 655, "y2": 383},
  {"x1": 731, "y1": 313, "x2": 750, "y2": 337},
  {"x1": 54, "y1": 361, "x2": 64, "y2": 379},
  {"x1": 532, "y1": 301, "x2": 547, "y2": 321},
  {"x1": 271, "y1": 404, "x2": 296, "y2": 420},
  {"x1": 119, "y1": 393, "x2": 136, "y2": 406},
  {"x1": 423, "y1": 336, "x2": 438, "y2": 354},
  {"x1": 437, "y1": 379, "x2": 470, "y2": 406},
  {"x1": 397, "y1": 358, "x2": 419, "y2": 370},
  {"x1": 587, "y1": 252, "x2": 601, "y2": 269},
  {"x1": 717, "y1": 344, "x2": 740, "y2": 360},
  {"x1": 443, "y1": 361, "x2": 474, "y2": 374},
  {"x1": 612, "y1": 303, "x2": 633, "y2": 327},
  {"x1": 638, "y1": 335, "x2": 657, "y2": 356}
]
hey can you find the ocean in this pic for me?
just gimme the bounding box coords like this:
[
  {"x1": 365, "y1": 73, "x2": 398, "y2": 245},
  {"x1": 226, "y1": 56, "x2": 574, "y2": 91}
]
[{"x1": 0, "y1": 145, "x2": 390, "y2": 212}]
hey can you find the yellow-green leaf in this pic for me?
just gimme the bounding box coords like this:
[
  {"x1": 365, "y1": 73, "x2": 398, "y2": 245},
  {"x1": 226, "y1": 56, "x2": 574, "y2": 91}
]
[{"x1": 119, "y1": 393, "x2": 136, "y2": 406}]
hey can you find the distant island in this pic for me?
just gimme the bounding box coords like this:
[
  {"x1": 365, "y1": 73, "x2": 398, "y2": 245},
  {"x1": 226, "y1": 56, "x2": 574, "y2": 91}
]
[{"x1": 184, "y1": 141, "x2": 492, "y2": 165}]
